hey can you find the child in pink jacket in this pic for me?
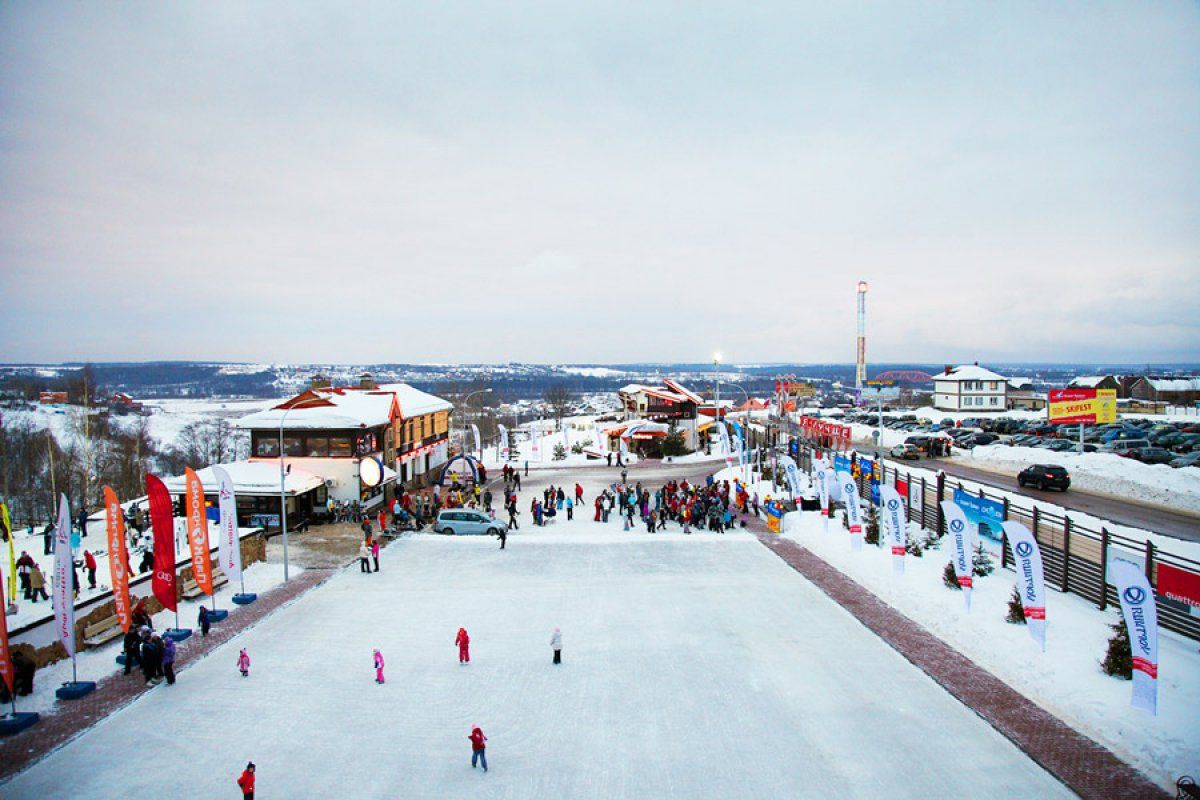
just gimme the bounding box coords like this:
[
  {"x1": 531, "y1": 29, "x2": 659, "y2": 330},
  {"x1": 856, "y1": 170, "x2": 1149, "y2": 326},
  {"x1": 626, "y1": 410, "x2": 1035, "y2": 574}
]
[
  {"x1": 237, "y1": 648, "x2": 250, "y2": 677},
  {"x1": 374, "y1": 649, "x2": 385, "y2": 683}
]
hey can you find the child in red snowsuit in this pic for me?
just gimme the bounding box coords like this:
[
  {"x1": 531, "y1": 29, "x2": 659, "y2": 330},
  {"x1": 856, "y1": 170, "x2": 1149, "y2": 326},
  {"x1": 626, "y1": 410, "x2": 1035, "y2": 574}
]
[
  {"x1": 469, "y1": 726, "x2": 488, "y2": 771},
  {"x1": 455, "y1": 628, "x2": 470, "y2": 663}
]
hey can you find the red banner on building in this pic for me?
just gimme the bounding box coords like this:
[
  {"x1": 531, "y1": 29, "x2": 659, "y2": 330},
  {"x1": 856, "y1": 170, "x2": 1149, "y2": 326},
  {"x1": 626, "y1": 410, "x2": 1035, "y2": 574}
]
[
  {"x1": 798, "y1": 416, "x2": 852, "y2": 451},
  {"x1": 146, "y1": 475, "x2": 178, "y2": 612}
]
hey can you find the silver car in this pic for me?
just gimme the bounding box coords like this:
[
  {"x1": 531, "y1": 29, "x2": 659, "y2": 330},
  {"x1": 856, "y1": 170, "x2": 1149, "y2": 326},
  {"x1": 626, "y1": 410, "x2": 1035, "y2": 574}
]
[{"x1": 434, "y1": 509, "x2": 506, "y2": 536}]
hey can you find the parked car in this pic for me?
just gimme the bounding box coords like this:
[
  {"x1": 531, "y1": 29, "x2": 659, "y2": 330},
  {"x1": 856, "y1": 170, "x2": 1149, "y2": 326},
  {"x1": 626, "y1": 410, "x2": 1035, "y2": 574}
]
[
  {"x1": 1129, "y1": 447, "x2": 1176, "y2": 465},
  {"x1": 1170, "y1": 451, "x2": 1200, "y2": 469},
  {"x1": 1101, "y1": 439, "x2": 1150, "y2": 455},
  {"x1": 434, "y1": 509, "x2": 506, "y2": 536},
  {"x1": 889, "y1": 443, "x2": 921, "y2": 460},
  {"x1": 1017, "y1": 464, "x2": 1071, "y2": 491},
  {"x1": 970, "y1": 433, "x2": 999, "y2": 446}
]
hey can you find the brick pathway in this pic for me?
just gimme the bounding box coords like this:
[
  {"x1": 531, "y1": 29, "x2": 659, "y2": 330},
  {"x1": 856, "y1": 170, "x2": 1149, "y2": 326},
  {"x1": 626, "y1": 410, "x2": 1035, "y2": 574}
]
[
  {"x1": 0, "y1": 568, "x2": 335, "y2": 782},
  {"x1": 753, "y1": 526, "x2": 1168, "y2": 800}
]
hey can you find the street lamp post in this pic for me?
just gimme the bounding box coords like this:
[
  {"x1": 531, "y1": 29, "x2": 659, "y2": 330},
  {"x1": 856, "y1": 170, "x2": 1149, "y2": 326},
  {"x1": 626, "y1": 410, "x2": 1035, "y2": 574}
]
[
  {"x1": 459, "y1": 389, "x2": 493, "y2": 459},
  {"x1": 277, "y1": 404, "x2": 296, "y2": 583}
]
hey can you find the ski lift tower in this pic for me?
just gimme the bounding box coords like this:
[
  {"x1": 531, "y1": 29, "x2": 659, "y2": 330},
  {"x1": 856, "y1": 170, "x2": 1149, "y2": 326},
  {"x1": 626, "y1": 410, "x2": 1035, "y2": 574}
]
[{"x1": 855, "y1": 281, "x2": 868, "y2": 391}]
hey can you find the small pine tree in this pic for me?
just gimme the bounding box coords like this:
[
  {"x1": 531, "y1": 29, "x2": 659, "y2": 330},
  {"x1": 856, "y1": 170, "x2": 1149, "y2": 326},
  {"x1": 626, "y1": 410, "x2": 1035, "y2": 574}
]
[
  {"x1": 1101, "y1": 617, "x2": 1133, "y2": 679},
  {"x1": 552, "y1": 443, "x2": 568, "y2": 461},
  {"x1": 570, "y1": 442, "x2": 584, "y2": 454},
  {"x1": 864, "y1": 504, "x2": 880, "y2": 545},
  {"x1": 920, "y1": 526, "x2": 941, "y2": 552},
  {"x1": 905, "y1": 537, "x2": 923, "y2": 557},
  {"x1": 972, "y1": 543, "x2": 995, "y2": 577},
  {"x1": 1006, "y1": 587, "x2": 1027, "y2": 625},
  {"x1": 943, "y1": 561, "x2": 961, "y2": 590},
  {"x1": 841, "y1": 510, "x2": 849, "y2": 531}
]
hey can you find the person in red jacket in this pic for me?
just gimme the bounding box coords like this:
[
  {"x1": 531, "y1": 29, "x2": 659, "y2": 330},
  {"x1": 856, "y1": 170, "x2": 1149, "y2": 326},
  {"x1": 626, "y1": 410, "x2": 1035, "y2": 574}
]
[
  {"x1": 455, "y1": 627, "x2": 470, "y2": 664},
  {"x1": 468, "y1": 726, "x2": 488, "y2": 771},
  {"x1": 236, "y1": 762, "x2": 255, "y2": 799},
  {"x1": 574, "y1": 483, "x2": 583, "y2": 504},
  {"x1": 83, "y1": 549, "x2": 98, "y2": 589}
]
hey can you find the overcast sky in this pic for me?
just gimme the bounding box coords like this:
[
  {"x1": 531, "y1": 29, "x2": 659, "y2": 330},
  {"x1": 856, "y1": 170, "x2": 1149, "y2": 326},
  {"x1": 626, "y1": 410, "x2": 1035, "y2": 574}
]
[{"x1": 2, "y1": 3, "x2": 1197, "y2": 366}]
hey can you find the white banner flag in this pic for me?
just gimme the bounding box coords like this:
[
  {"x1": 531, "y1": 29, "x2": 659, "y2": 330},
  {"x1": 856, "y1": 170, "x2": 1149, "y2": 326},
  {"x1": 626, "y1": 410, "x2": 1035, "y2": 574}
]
[
  {"x1": 940, "y1": 501, "x2": 974, "y2": 610},
  {"x1": 592, "y1": 424, "x2": 603, "y2": 451},
  {"x1": 717, "y1": 421, "x2": 732, "y2": 462},
  {"x1": 779, "y1": 456, "x2": 802, "y2": 497},
  {"x1": 497, "y1": 424, "x2": 509, "y2": 459},
  {"x1": 530, "y1": 424, "x2": 540, "y2": 458},
  {"x1": 817, "y1": 468, "x2": 830, "y2": 519},
  {"x1": 836, "y1": 470, "x2": 863, "y2": 551},
  {"x1": 471, "y1": 423, "x2": 481, "y2": 455},
  {"x1": 733, "y1": 433, "x2": 744, "y2": 467},
  {"x1": 1001, "y1": 521, "x2": 1046, "y2": 651},
  {"x1": 213, "y1": 466, "x2": 243, "y2": 593},
  {"x1": 1110, "y1": 558, "x2": 1158, "y2": 715},
  {"x1": 880, "y1": 484, "x2": 906, "y2": 573},
  {"x1": 53, "y1": 494, "x2": 75, "y2": 659}
]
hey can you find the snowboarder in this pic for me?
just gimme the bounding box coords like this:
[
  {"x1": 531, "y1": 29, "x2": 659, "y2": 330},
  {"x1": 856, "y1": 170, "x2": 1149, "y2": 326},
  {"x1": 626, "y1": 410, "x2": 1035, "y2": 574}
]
[
  {"x1": 550, "y1": 627, "x2": 562, "y2": 664},
  {"x1": 83, "y1": 549, "x2": 98, "y2": 589},
  {"x1": 469, "y1": 726, "x2": 488, "y2": 771},
  {"x1": 236, "y1": 762, "x2": 256, "y2": 799},
  {"x1": 162, "y1": 634, "x2": 177, "y2": 685},
  {"x1": 199, "y1": 605, "x2": 211, "y2": 637},
  {"x1": 455, "y1": 627, "x2": 470, "y2": 664},
  {"x1": 237, "y1": 648, "x2": 251, "y2": 677},
  {"x1": 358, "y1": 541, "x2": 371, "y2": 573},
  {"x1": 374, "y1": 649, "x2": 386, "y2": 683}
]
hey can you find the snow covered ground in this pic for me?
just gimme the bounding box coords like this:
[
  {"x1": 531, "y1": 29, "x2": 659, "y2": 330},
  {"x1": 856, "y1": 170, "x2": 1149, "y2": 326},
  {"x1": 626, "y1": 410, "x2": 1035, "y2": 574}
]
[
  {"x1": 779, "y1": 510, "x2": 1200, "y2": 791},
  {"x1": 13, "y1": 561, "x2": 297, "y2": 718},
  {"x1": 2, "y1": 469, "x2": 1074, "y2": 800}
]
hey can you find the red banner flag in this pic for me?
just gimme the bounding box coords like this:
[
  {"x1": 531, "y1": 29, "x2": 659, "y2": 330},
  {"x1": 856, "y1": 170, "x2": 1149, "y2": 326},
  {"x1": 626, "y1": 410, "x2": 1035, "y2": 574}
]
[
  {"x1": 103, "y1": 486, "x2": 132, "y2": 633},
  {"x1": 146, "y1": 475, "x2": 177, "y2": 612},
  {"x1": 0, "y1": 576, "x2": 13, "y2": 696},
  {"x1": 184, "y1": 467, "x2": 214, "y2": 596}
]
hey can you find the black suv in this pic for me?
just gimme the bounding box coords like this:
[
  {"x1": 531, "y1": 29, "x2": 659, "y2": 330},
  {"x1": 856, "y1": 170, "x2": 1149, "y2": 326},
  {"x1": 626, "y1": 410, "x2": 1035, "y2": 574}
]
[{"x1": 1017, "y1": 464, "x2": 1071, "y2": 491}]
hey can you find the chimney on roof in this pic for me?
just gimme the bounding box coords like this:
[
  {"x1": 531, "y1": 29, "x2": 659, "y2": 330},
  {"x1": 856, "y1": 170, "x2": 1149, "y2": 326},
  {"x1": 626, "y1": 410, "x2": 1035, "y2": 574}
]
[
  {"x1": 359, "y1": 372, "x2": 377, "y2": 390},
  {"x1": 944, "y1": 365, "x2": 952, "y2": 375},
  {"x1": 311, "y1": 373, "x2": 331, "y2": 389}
]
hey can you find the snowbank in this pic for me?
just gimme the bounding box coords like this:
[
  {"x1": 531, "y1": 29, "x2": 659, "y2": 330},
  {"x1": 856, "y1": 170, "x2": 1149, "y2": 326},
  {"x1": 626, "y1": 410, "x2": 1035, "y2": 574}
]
[{"x1": 779, "y1": 511, "x2": 1199, "y2": 791}]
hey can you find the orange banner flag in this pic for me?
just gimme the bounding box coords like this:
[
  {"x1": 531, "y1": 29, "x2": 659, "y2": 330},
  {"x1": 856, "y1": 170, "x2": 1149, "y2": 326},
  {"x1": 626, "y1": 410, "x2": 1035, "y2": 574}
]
[
  {"x1": 184, "y1": 467, "x2": 214, "y2": 596},
  {"x1": 102, "y1": 487, "x2": 132, "y2": 633}
]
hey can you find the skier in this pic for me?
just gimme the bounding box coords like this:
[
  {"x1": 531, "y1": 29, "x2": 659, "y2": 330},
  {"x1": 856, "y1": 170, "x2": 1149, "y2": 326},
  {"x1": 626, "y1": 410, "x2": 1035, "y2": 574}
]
[
  {"x1": 358, "y1": 541, "x2": 371, "y2": 573},
  {"x1": 238, "y1": 648, "x2": 251, "y2": 677},
  {"x1": 236, "y1": 762, "x2": 256, "y2": 800},
  {"x1": 550, "y1": 627, "x2": 562, "y2": 664},
  {"x1": 162, "y1": 634, "x2": 177, "y2": 685},
  {"x1": 199, "y1": 605, "x2": 211, "y2": 637},
  {"x1": 83, "y1": 549, "x2": 98, "y2": 589},
  {"x1": 469, "y1": 726, "x2": 488, "y2": 772},
  {"x1": 455, "y1": 627, "x2": 471, "y2": 664},
  {"x1": 374, "y1": 649, "x2": 386, "y2": 684}
]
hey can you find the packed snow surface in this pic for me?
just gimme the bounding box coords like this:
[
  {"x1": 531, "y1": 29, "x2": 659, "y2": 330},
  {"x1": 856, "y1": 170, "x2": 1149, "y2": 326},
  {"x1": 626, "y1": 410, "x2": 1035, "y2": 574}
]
[{"x1": 3, "y1": 470, "x2": 1072, "y2": 800}]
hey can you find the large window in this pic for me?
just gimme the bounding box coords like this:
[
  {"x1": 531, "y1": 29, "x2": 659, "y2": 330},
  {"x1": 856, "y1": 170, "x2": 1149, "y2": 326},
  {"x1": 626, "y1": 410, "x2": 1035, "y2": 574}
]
[
  {"x1": 305, "y1": 437, "x2": 329, "y2": 457},
  {"x1": 255, "y1": 437, "x2": 280, "y2": 457},
  {"x1": 329, "y1": 436, "x2": 352, "y2": 457},
  {"x1": 283, "y1": 436, "x2": 303, "y2": 457}
]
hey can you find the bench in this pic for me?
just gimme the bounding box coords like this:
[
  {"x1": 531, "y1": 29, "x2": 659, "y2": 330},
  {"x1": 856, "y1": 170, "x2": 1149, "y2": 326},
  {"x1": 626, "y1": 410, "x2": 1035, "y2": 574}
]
[
  {"x1": 180, "y1": 572, "x2": 230, "y2": 600},
  {"x1": 83, "y1": 615, "x2": 124, "y2": 648}
]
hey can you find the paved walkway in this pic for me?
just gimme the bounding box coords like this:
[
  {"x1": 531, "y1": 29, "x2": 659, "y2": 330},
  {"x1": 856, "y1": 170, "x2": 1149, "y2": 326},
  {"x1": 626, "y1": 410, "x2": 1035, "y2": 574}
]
[
  {"x1": 751, "y1": 523, "x2": 1168, "y2": 799},
  {"x1": 0, "y1": 568, "x2": 335, "y2": 782}
]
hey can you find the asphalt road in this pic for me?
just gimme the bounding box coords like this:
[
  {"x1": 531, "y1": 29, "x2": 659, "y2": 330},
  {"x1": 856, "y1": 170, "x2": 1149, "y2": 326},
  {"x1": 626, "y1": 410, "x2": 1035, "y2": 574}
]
[{"x1": 926, "y1": 457, "x2": 1200, "y2": 543}]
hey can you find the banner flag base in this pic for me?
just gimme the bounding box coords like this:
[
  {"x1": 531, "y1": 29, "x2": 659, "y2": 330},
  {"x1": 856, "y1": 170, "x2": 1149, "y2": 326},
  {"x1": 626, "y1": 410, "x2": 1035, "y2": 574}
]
[
  {"x1": 207, "y1": 609, "x2": 229, "y2": 622},
  {"x1": 0, "y1": 711, "x2": 40, "y2": 735},
  {"x1": 116, "y1": 654, "x2": 127, "y2": 666},
  {"x1": 164, "y1": 628, "x2": 193, "y2": 642},
  {"x1": 232, "y1": 593, "x2": 258, "y2": 606},
  {"x1": 55, "y1": 681, "x2": 97, "y2": 700}
]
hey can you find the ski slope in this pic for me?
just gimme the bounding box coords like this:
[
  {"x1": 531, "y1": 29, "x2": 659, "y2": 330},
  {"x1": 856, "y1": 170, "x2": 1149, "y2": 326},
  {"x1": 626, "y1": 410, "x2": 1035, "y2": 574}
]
[{"x1": 3, "y1": 470, "x2": 1073, "y2": 799}]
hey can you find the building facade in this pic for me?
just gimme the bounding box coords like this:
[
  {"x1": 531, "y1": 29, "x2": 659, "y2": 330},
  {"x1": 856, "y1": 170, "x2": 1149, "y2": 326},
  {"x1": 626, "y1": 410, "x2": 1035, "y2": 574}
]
[
  {"x1": 932, "y1": 365, "x2": 1008, "y2": 412},
  {"x1": 616, "y1": 379, "x2": 703, "y2": 450}
]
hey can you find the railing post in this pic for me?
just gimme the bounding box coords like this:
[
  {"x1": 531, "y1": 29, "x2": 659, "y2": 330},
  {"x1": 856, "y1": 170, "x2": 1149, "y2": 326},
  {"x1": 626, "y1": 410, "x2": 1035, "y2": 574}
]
[
  {"x1": 1144, "y1": 540, "x2": 1155, "y2": 587},
  {"x1": 936, "y1": 472, "x2": 945, "y2": 536},
  {"x1": 904, "y1": 472, "x2": 912, "y2": 524},
  {"x1": 1061, "y1": 517, "x2": 1071, "y2": 593},
  {"x1": 1099, "y1": 527, "x2": 1110, "y2": 610}
]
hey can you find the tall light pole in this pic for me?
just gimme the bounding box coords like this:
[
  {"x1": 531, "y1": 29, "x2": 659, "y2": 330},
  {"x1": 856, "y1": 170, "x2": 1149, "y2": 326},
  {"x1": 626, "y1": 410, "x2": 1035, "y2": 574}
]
[
  {"x1": 856, "y1": 281, "x2": 869, "y2": 393},
  {"x1": 277, "y1": 402, "x2": 303, "y2": 583},
  {"x1": 459, "y1": 389, "x2": 493, "y2": 459}
]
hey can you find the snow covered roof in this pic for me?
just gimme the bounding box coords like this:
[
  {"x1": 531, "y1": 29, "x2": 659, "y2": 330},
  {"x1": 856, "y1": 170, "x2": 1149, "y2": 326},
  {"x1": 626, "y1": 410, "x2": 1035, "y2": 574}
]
[
  {"x1": 1143, "y1": 377, "x2": 1200, "y2": 392},
  {"x1": 618, "y1": 380, "x2": 701, "y2": 405},
  {"x1": 161, "y1": 460, "x2": 327, "y2": 497},
  {"x1": 237, "y1": 383, "x2": 451, "y2": 430},
  {"x1": 934, "y1": 365, "x2": 1006, "y2": 383},
  {"x1": 1007, "y1": 378, "x2": 1033, "y2": 391},
  {"x1": 1068, "y1": 376, "x2": 1113, "y2": 388}
]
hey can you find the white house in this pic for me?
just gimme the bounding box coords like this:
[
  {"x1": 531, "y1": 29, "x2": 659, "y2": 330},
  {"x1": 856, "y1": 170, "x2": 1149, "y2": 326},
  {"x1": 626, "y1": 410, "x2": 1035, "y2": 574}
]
[{"x1": 933, "y1": 365, "x2": 1008, "y2": 412}]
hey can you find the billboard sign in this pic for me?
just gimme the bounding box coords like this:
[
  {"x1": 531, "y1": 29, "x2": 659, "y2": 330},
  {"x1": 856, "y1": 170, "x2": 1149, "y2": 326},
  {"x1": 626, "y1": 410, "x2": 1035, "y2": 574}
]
[{"x1": 1048, "y1": 388, "x2": 1117, "y2": 425}]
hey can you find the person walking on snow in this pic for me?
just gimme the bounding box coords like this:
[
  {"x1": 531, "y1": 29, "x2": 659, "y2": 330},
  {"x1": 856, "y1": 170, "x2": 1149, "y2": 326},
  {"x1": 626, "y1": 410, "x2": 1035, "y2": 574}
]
[
  {"x1": 574, "y1": 483, "x2": 583, "y2": 504},
  {"x1": 162, "y1": 634, "x2": 177, "y2": 685},
  {"x1": 565, "y1": 497, "x2": 574, "y2": 520},
  {"x1": 237, "y1": 648, "x2": 251, "y2": 677},
  {"x1": 374, "y1": 649, "x2": 386, "y2": 683},
  {"x1": 83, "y1": 549, "x2": 98, "y2": 589},
  {"x1": 358, "y1": 542, "x2": 371, "y2": 573},
  {"x1": 236, "y1": 762, "x2": 256, "y2": 799},
  {"x1": 469, "y1": 726, "x2": 488, "y2": 771},
  {"x1": 199, "y1": 605, "x2": 211, "y2": 637},
  {"x1": 550, "y1": 627, "x2": 563, "y2": 664},
  {"x1": 371, "y1": 539, "x2": 381, "y2": 572},
  {"x1": 455, "y1": 627, "x2": 471, "y2": 663}
]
